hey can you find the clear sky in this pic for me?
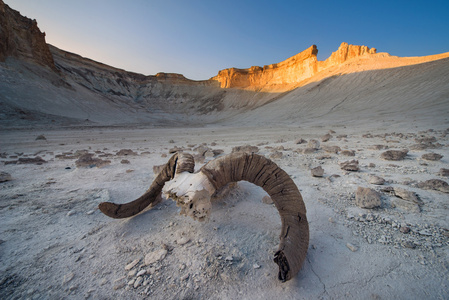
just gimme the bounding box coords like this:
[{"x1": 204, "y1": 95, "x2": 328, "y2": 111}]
[{"x1": 6, "y1": 0, "x2": 449, "y2": 80}]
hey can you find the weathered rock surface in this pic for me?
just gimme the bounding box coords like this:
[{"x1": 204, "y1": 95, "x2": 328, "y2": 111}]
[
  {"x1": 418, "y1": 179, "x2": 449, "y2": 193},
  {"x1": 438, "y1": 168, "x2": 449, "y2": 177},
  {"x1": 322, "y1": 145, "x2": 341, "y2": 154},
  {"x1": 144, "y1": 249, "x2": 168, "y2": 266},
  {"x1": 421, "y1": 153, "x2": 443, "y2": 161},
  {"x1": 368, "y1": 175, "x2": 385, "y2": 185},
  {"x1": 393, "y1": 187, "x2": 423, "y2": 205},
  {"x1": 355, "y1": 187, "x2": 382, "y2": 209},
  {"x1": 0, "y1": 171, "x2": 12, "y2": 182},
  {"x1": 211, "y1": 42, "x2": 376, "y2": 92},
  {"x1": 380, "y1": 149, "x2": 408, "y2": 161},
  {"x1": 0, "y1": 1, "x2": 56, "y2": 70},
  {"x1": 340, "y1": 160, "x2": 359, "y2": 171},
  {"x1": 311, "y1": 166, "x2": 324, "y2": 177}
]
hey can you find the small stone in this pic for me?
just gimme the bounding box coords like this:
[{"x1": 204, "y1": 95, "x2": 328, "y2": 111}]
[
  {"x1": 418, "y1": 179, "x2": 449, "y2": 193},
  {"x1": 114, "y1": 283, "x2": 126, "y2": 290},
  {"x1": 262, "y1": 195, "x2": 273, "y2": 204},
  {"x1": 225, "y1": 256, "x2": 233, "y2": 261},
  {"x1": 128, "y1": 269, "x2": 137, "y2": 277},
  {"x1": 321, "y1": 133, "x2": 332, "y2": 142},
  {"x1": 399, "y1": 226, "x2": 410, "y2": 234},
  {"x1": 36, "y1": 134, "x2": 47, "y2": 140},
  {"x1": 421, "y1": 153, "x2": 443, "y2": 161},
  {"x1": 311, "y1": 166, "x2": 324, "y2": 177},
  {"x1": 295, "y1": 138, "x2": 306, "y2": 144},
  {"x1": 127, "y1": 279, "x2": 135, "y2": 286},
  {"x1": 125, "y1": 259, "x2": 140, "y2": 271},
  {"x1": 355, "y1": 187, "x2": 381, "y2": 209},
  {"x1": 180, "y1": 274, "x2": 190, "y2": 281},
  {"x1": 147, "y1": 267, "x2": 156, "y2": 275},
  {"x1": 341, "y1": 150, "x2": 355, "y2": 156},
  {"x1": 86, "y1": 210, "x2": 95, "y2": 215},
  {"x1": 67, "y1": 210, "x2": 75, "y2": 216},
  {"x1": 176, "y1": 236, "x2": 190, "y2": 245},
  {"x1": 380, "y1": 149, "x2": 408, "y2": 161},
  {"x1": 253, "y1": 263, "x2": 261, "y2": 269},
  {"x1": 393, "y1": 187, "x2": 423, "y2": 205},
  {"x1": 121, "y1": 159, "x2": 130, "y2": 164},
  {"x1": 402, "y1": 241, "x2": 416, "y2": 249},
  {"x1": 63, "y1": 272, "x2": 74, "y2": 285},
  {"x1": 307, "y1": 139, "x2": 320, "y2": 149},
  {"x1": 0, "y1": 172, "x2": 12, "y2": 182},
  {"x1": 322, "y1": 145, "x2": 340, "y2": 154},
  {"x1": 368, "y1": 175, "x2": 385, "y2": 185},
  {"x1": 134, "y1": 276, "x2": 143, "y2": 288},
  {"x1": 346, "y1": 243, "x2": 358, "y2": 252},
  {"x1": 340, "y1": 160, "x2": 359, "y2": 171},
  {"x1": 136, "y1": 269, "x2": 146, "y2": 277},
  {"x1": 438, "y1": 168, "x2": 449, "y2": 177},
  {"x1": 145, "y1": 249, "x2": 168, "y2": 265}
]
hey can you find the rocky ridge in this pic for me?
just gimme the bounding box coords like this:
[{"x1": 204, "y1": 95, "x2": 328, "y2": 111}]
[{"x1": 211, "y1": 43, "x2": 377, "y2": 91}]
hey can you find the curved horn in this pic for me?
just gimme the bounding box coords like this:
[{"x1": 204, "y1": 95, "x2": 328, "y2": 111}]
[
  {"x1": 98, "y1": 152, "x2": 195, "y2": 218},
  {"x1": 200, "y1": 152, "x2": 309, "y2": 282}
]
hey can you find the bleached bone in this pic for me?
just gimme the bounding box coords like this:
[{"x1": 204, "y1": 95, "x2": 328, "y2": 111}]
[
  {"x1": 162, "y1": 171, "x2": 215, "y2": 222},
  {"x1": 99, "y1": 152, "x2": 309, "y2": 282}
]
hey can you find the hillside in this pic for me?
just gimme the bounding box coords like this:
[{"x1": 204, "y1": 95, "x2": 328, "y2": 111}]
[{"x1": 1, "y1": 0, "x2": 448, "y2": 129}]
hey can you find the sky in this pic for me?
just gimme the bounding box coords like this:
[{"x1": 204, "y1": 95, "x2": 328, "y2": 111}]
[{"x1": 6, "y1": 0, "x2": 449, "y2": 80}]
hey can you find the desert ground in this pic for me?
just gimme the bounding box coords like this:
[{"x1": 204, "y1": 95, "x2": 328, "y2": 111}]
[
  {"x1": 1, "y1": 120, "x2": 448, "y2": 299},
  {"x1": 1, "y1": 3, "x2": 449, "y2": 298}
]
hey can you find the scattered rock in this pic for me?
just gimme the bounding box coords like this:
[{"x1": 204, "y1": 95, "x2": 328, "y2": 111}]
[
  {"x1": 269, "y1": 151, "x2": 283, "y2": 159},
  {"x1": 75, "y1": 154, "x2": 110, "y2": 168},
  {"x1": 134, "y1": 276, "x2": 143, "y2": 288},
  {"x1": 0, "y1": 172, "x2": 12, "y2": 182},
  {"x1": 307, "y1": 139, "x2": 320, "y2": 149},
  {"x1": 393, "y1": 187, "x2": 423, "y2": 205},
  {"x1": 402, "y1": 241, "x2": 416, "y2": 249},
  {"x1": 421, "y1": 153, "x2": 443, "y2": 161},
  {"x1": 321, "y1": 133, "x2": 332, "y2": 142},
  {"x1": 232, "y1": 145, "x2": 259, "y2": 153},
  {"x1": 176, "y1": 236, "x2": 190, "y2": 245},
  {"x1": 438, "y1": 168, "x2": 449, "y2": 177},
  {"x1": 116, "y1": 149, "x2": 138, "y2": 156},
  {"x1": 136, "y1": 270, "x2": 146, "y2": 277},
  {"x1": 253, "y1": 263, "x2": 261, "y2": 269},
  {"x1": 368, "y1": 175, "x2": 385, "y2": 185},
  {"x1": 418, "y1": 179, "x2": 449, "y2": 193},
  {"x1": 346, "y1": 243, "x2": 358, "y2": 252},
  {"x1": 355, "y1": 187, "x2": 381, "y2": 209},
  {"x1": 35, "y1": 134, "x2": 46, "y2": 140},
  {"x1": 391, "y1": 198, "x2": 420, "y2": 213},
  {"x1": 121, "y1": 159, "x2": 130, "y2": 164},
  {"x1": 62, "y1": 272, "x2": 75, "y2": 285},
  {"x1": 144, "y1": 249, "x2": 168, "y2": 265},
  {"x1": 295, "y1": 138, "x2": 306, "y2": 144},
  {"x1": 311, "y1": 166, "x2": 324, "y2": 177},
  {"x1": 399, "y1": 226, "x2": 410, "y2": 234},
  {"x1": 302, "y1": 147, "x2": 317, "y2": 154},
  {"x1": 380, "y1": 149, "x2": 408, "y2": 161},
  {"x1": 322, "y1": 145, "x2": 340, "y2": 154},
  {"x1": 169, "y1": 147, "x2": 184, "y2": 154},
  {"x1": 125, "y1": 259, "x2": 140, "y2": 271},
  {"x1": 262, "y1": 195, "x2": 273, "y2": 204},
  {"x1": 341, "y1": 150, "x2": 355, "y2": 156},
  {"x1": 340, "y1": 160, "x2": 359, "y2": 171}
]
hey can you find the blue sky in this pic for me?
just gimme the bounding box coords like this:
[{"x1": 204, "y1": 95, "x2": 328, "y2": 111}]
[{"x1": 7, "y1": 0, "x2": 449, "y2": 80}]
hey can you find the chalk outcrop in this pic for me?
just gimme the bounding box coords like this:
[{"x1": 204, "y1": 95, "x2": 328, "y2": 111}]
[{"x1": 211, "y1": 42, "x2": 377, "y2": 91}]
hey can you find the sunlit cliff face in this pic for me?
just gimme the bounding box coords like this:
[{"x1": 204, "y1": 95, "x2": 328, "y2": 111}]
[{"x1": 210, "y1": 42, "x2": 376, "y2": 92}]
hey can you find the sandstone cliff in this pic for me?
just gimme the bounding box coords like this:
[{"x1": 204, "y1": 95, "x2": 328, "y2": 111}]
[
  {"x1": 211, "y1": 42, "x2": 377, "y2": 92},
  {"x1": 0, "y1": 0, "x2": 56, "y2": 71}
]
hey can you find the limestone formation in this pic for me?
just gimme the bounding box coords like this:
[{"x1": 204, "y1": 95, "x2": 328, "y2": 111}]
[{"x1": 210, "y1": 42, "x2": 377, "y2": 92}]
